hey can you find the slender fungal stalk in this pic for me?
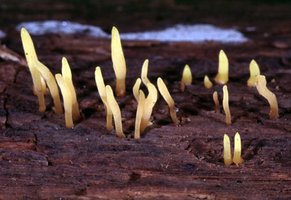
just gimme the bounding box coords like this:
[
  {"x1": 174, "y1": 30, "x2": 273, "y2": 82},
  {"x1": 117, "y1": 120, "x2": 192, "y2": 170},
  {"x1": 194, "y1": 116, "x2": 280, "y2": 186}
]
[
  {"x1": 133, "y1": 78, "x2": 142, "y2": 102},
  {"x1": 223, "y1": 85, "x2": 231, "y2": 125},
  {"x1": 141, "y1": 59, "x2": 151, "y2": 85},
  {"x1": 55, "y1": 74, "x2": 73, "y2": 128},
  {"x1": 255, "y1": 75, "x2": 279, "y2": 119},
  {"x1": 62, "y1": 57, "x2": 80, "y2": 121},
  {"x1": 36, "y1": 60, "x2": 63, "y2": 114},
  {"x1": 95, "y1": 67, "x2": 113, "y2": 131},
  {"x1": 157, "y1": 77, "x2": 179, "y2": 124},
  {"x1": 140, "y1": 83, "x2": 158, "y2": 132},
  {"x1": 111, "y1": 26, "x2": 126, "y2": 97},
  {"x1": 134, "y1": 91, "x2": 145, "y2": 139},
  {"x1": 21, "y1": 28, "x2": 45, "y2": 112},
  {"x1": 213, "y1": 91, "x2": 219, "y2": 113},
  {"x1": 105, "y1": 85, "x2": 125, "y2": 138},
  {"x1": 223, "y1": 134, "x2": 232, "y2": 166}
]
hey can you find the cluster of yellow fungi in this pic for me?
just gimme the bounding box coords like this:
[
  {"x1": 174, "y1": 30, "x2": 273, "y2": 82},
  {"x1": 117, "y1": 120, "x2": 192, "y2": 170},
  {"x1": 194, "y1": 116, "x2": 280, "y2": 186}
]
[
  {"x1": 21, "y1": 26, "x2": 279, "y2": 142},
  {"x1": 223, "y1": 132, "x2": 243, "y2": 166}
]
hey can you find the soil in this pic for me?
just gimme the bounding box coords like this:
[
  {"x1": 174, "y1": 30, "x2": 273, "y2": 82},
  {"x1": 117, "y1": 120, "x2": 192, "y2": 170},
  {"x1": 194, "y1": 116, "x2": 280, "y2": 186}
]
[{"x1": 0, "y1": 1, "x2": 291, "y2": 199}]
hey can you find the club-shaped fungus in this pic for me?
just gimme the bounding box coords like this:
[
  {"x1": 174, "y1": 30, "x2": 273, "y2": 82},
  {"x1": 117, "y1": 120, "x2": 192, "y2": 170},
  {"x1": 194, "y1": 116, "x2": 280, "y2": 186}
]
[
  {"x1": 204, "y1": 75, "x2": 213, "y2": 89},
  {"x1": 55, "y1": 74, "x2": 73, "y2": 128},
  {"x1": 213, "y1": 91, "x2": 219, "y2": 113},
  {"x1": 134, "y1": 90, "x2": 146, "y2": 139},
  {"x1": 62, "y1": 57, "x2": 80, "y2": 121},
  {"x1": 21, "y1": 28, "x2": 47, "y2": 112},
  {"x1": 157, "y1": 77, "x2": 179, "y2": 124},
  {"x1": 247, "y1": 60, "x2": 261, "y2": 87},
  {"x1": 133, "y1": 78, "x2": 142, "y2": 102},
  {"x1": 111, "y1": 26, "x2": 126, "y2": 97},
  {"x1": 21, "y1": 28, "x2": 62, "y2": 114},
  {"x1": 105, "y1": 85, "x2": 125, "y2": 138},
  {"x1": 95, "y1": 67, "x2": 113, "y2": 131},
  {"x1": 223, "y1": 134, "x2": 232, "y2": 166},
  {"x1": 233, "y1": 132, "x2": 243, "y2": 165},
  {"x1": 214, "y1": 50, "x2": 229, "y2": 85},
  {"x1": 140, "y1": 83, "x2": 158, "y2": 133},
  {"x1": 255, "y1": 75, "x2": 279, "y2": 119},
  {"x1": 141, "y1": 59, "x2": 151, "y2": 85},
  {"x1": 180, "y1": 64, "x2": 192, "y2": 91},
  {"x1": 223, "y1": 85, "x2": 231, "y2": 125}
]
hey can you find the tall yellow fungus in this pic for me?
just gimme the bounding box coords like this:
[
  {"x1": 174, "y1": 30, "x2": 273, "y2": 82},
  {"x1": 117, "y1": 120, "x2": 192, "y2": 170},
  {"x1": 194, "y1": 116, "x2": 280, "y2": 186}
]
[
  {"x1": 223, "y1": 85, "x2": 231, "y2": 125},
  {"x1": 134, "y1": 90, "x2": 146, "y2": 139},
  {"x1": 105, "y1": 85, "x2": 125, "y2": 138},
  {"x1": 111, "y1": 26, "x2": 126, "y2": 97},
  {"x1": 95, "y1": 67, "x2": 113, "y2": 131}
]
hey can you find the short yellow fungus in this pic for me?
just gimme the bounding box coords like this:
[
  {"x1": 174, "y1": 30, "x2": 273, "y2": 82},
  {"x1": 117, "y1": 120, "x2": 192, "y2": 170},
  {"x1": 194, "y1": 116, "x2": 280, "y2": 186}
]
[
  {"x1": 204, "y1": 75, "x2": 213, "y2": 89},
  {"x1": 222, "y1": 85, "x2": 231, "y2": 125},
  {"x1": 95, "y1": 67, "x2": 113, "y2": 131},
  {"x1": 55, "y1": 74, "x2": 73, "y2": 128},
  {"x1": 134, "y1": 90, "x2": 146, "y2": 139},
  {"x1": 255, "y1": 75, "x2": 279, "y2": 119},
  {"x1": 133, "y1": 78, "x2": 142, "y2": 102},
  {"x1": 214, "y1": 50, "x2": 229, "y2": 85},
  {"x1": 213, "y1": 91, "x2": 219, "y2": 113},
  {"x1": 62, "y1": 57, "x2": 80, "y2": 121},
  {"x1": 105, "y1": 85, "x2": 125, "y2": 138},
  {"x1": 21, "y1": 28, "x2": 62, "y2": 114},
  {"x1": 140, "y1": 83, "x2": 158, "y2": 133},
  {"x1": 141, "y1": 59, "x2": 151, "y2": 85},
  {"x1": 111, "y1": 26, "x2": 127, "y2": 97},
  {"x1": 247, "y1": 60, "x2": 260, "y2": 87},
  {"x1": 180, "y1": 64, "x2": 192, "y2": 91},
  {"x1": 157, "y1": 77, "x2": 179, "y2": 125},
  {"x1": 233, "y1": 132, "x2": 243, "y2": 165},
  {"x1": 223, "y1": 134, "x2": 232, "y2": 166}
]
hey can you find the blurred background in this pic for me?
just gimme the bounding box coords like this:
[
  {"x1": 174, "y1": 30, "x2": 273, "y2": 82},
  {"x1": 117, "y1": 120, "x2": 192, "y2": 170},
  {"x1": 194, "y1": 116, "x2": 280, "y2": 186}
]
[{"x1": 1, "y1": 0, "x2": 291, "y2": 35}]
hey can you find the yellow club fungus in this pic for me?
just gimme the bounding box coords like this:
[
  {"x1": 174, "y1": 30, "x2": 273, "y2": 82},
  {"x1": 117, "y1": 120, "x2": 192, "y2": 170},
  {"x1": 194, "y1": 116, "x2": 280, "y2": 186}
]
[
  {"x1": 157, "y1": 77, "x2": 179, "y2": 125},
  {"x1": 233, "y1": 132, "x2": 243, "y2": 165},
  {"x1": 21, "y1": 28, "x2": 45, "y2": 112},
  {"x1": 214, "y1": 50, "x2": 229, "y2": 85},
  {"x1": 180, "y1": 64, "x2": 192, "y2": 91},
  {"x1": 222, "y1": 85, "x2": 231, "y2": 125},
  {"x1": 140, "y1": 83, "x2": 158, "y2": 133},
  {"x1": 105, "y1": 85, "x2": 125, "y2": 138},
  {"x1": 134, "y1": 90, "x2": 146, "y2": 139},
  {"x1": 255, "y1": 75, "x2": 279, "y2": 119},
  {"x1": 95, "y1": 67, "x2": 113, "y2": 131},
  {"x1": 36, "y1": 61, "x2": 63, "y2": 114},
  {"x1": 141, "y1": 59, "x2": 151, "y2": 85},
  {"x1": 55, "y1": 74, "x2": 73, "y2": 128},
  {"x1": 223, "y1": 134, "x2": 232, "y2": 166},
  {"x1": 213, "y1": 91, "x2": 219, "y2": 113},
  {"x1": 204, "y1": 75, "x2": 213, "y2": 89},
  {"x1": 247, "y1": 60, "x2": 260, "y2": 87},
  {"x1": 111, "y1": 26, "x2": 126, "y2": 97},
  {"x1": 21, "y1": 28, "x2": 62, "y2": 114},
  {"x1": 61, "y1": 57, "x2": 80, "y2": 121},
  {"x1": 133, "y1": 78, "x2": 142, "y2": 102}
]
